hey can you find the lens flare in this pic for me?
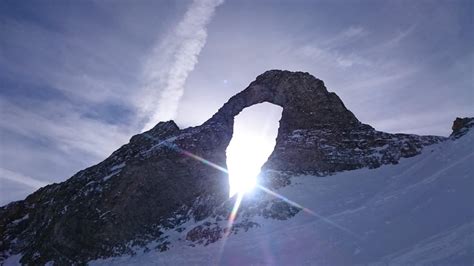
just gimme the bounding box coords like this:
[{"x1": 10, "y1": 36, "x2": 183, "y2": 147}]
[
  {"x1": 142, "y1": 132, "x2": 360, "y2": 241},
  {"x1": 226, "y1": 104, "x2": 282, "y2": 197}
]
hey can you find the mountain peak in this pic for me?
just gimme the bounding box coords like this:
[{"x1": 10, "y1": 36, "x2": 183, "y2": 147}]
[{"x1": 0, "y1": 70, "x2": 447, "y2": 264}]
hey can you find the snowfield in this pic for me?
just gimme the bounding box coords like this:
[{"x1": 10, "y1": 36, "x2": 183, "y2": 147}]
[{"x1": 93, "y1": 130, "x2": 473, "y2": 265}]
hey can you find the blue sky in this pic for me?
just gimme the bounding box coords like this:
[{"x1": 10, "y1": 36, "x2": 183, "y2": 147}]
[{"x1": 0, "y1": 0, "x2": 473, "y2": 205}]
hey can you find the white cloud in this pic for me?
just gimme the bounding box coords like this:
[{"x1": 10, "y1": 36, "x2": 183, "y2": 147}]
[
  {"x1": 295, "y1": 43, "x2": 372, "y2": 69},
  {"x1": 292, "y1": 26, "x2": 373, "y2": 69},
  {"x1": 0, "y1": 0, "x2": 225, "y2": 204},
  {"x1": 0, "y1": 18, "x2": 137, "y2": 106},
  {"x1": 0, "y1": 99, "x2": 131, "y2": 160},
  {"x1": 141, "y1": 0, "x2": 224, "y2": 131},
  {"x1": 0, "y1": 167, "x2": 49, "y2": 189},
  {"x1": 323, "y1": 26, "x2": 368, "y2": 48}
]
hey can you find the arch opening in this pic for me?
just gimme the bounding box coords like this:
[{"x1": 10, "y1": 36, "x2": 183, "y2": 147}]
[{"x1": 226, "y1": 103, "x2": 283, "y2": 197}]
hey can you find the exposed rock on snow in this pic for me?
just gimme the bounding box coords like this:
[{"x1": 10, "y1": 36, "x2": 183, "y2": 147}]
[
  {"x1": 205, "y1": 70, "x2": 444, "y2": 176},
  {"x1": 94, "y1": 126, "x2": 474, "y2": 266},
  {"x1": 0, "y1": 70, "x2": 462, "y2": 264},
  {"x1": 451, "y1": 117, "x2": 474, "y2": 139}
]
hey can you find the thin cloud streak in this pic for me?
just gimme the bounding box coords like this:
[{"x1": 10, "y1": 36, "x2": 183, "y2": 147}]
[
  {"x1": 0, "y1": 99, "x2": 130, "y2": 159},
  {"x1": 293, "y1": 26, "x2": 373, "y2": 69},
  {"x1": 0, "y1": 168, "x2": 49, "y2": 189},
  {"x1": 142, "y1": 0, "x2": 224, "y2": 131}
]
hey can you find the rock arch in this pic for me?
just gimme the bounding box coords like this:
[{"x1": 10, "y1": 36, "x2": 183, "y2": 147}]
[
  {"x1": 200, "y1": 70, "x2": 366, "y2": 176},
  {"x1": 206, "y1": 70, "x2": 360, "y2": 134},
  {"x1": 225, "y1": 102, "x2": 282, "y2": 196},
  {"x1": 0, "y1": 70, "x2": 445, "y2": 264}
]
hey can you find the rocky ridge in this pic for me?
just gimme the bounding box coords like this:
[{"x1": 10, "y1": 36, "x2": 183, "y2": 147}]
[
  {"x1": 0, "y1": 70, "x2": 454, "y2": 264},
  {"x1": 451, "y1": 117, "x2": 474, "y2": 139}
]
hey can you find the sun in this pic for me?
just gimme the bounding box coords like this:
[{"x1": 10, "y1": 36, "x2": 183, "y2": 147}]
[
  {"x1": 226, "y1": 131, "x2": 277, "y2": 197},
  {"x1": 226, "y1": 103, "x2": 282, "y2": 198}
]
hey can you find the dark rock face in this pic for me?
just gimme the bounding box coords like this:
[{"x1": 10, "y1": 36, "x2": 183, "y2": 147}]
[
  {"x1": 206, "y1": 70, "x2": 360, "y2": 134},
  {"x1": 205, "y1": 70, "x2": 444, "y2": 176},
  {"x1": 0, "y1": 70, "x2": 448, "y2": 264},
  {"x1": 451, "y1": 117, "x2": 474, "y2": 139},
  {"x1": 0, "y1": 120, "x2": 231, "y2": 264}
]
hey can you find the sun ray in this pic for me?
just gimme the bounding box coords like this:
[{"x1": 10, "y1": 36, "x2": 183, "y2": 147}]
[
  {"x1": 143, "y1": 133, "x2": 229, "y2": 173},
  {"x1": 143, "y1": 133, "x2": 361, "y2": 240},
  {"x1": 226, "y1": 193, "x2": 244, "y2": 235},
  {"x1": 256, "y1": 184, "x2": 361, "y2": 240},
  {"x1": 214, "y1": 193, "x2": 244, "y2": 265}
]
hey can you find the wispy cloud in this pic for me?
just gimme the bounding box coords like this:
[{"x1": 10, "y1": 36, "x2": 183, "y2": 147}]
[
  {"x1": 296, "y1": 43, "x2": 372, "y2": 69},
  {"x1": 322, "y1": 26, "x2": 368, "y2": 48},
  {"x1": 141, "y1": 0, "x2": 224, "y2": 131},
  {"x1": 0, "y1": 167, "x2": 50, "y2": 205},
  {"x1": 0, "y1": 99, "x2": 131, "y2": 160},
  {"x1": 294, "y1": 26, "x2": 372, "y2": 69},
  {"x1": 0, "y1": 167, "x2": 49, "y2": 189},
  {"x1": 0, "y1": 0, "x2": 225, "y2": 204}
]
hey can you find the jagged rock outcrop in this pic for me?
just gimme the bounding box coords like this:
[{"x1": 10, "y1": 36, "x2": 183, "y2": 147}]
[
  {"x1": 451, "y1": 117, "x2": 474, "y2": 139},
  {"x1": 205, "y1": 70, "x2": 444, "y2": 177},
  {"x1": 0, "y1": 70, "x2": 450, "y2": 264},
  {"x1": 0, "y1": 120, "x2": 231, "y2": 264}
]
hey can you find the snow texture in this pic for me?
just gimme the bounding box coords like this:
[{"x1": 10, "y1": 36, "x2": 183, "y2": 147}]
[{"x1": 89, "y1": 129, "x2": 474, "y2": 265}]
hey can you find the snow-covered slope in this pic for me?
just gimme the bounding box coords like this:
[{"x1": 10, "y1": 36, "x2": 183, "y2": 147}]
[{"x1": 87, "y1": 128, "x2": 473, "y2": 266}]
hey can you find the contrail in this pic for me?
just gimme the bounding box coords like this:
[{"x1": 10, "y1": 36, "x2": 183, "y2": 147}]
[{"x1": 142, "y1": 0, "x2": 224, "y2": 131}]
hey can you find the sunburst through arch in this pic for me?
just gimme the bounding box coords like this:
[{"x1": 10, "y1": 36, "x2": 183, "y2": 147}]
[{"x1": 225, "y1": 103, "x2": 282, "y2": 197}]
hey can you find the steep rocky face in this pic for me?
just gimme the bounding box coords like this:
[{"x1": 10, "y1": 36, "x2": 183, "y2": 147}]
[
  {"x1": 451, "y1": 117, "x2": 474, "y2": 139},
  {"x1": 0, "y1": 120, "x2": 231, "y2": 264},
  {"x1": 0, "y1": 70, "x2": 449, "y2": 264},
  {"x1": 206, "y1": 70, "x2": 361, "y2": 133},
  {"x1": 205, "y1": 70, "x2": 444, "y2": 176}
]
